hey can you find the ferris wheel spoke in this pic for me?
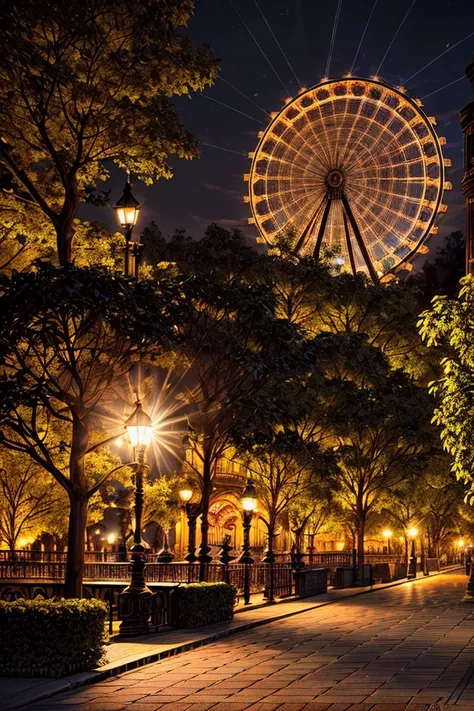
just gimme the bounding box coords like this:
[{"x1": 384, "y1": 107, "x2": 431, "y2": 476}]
[
  {"x1": 347, "y1": 180, "x2": 423, "y2": 206},
  {"x1": 341, "y1": 115, "x2": 398, "y2": 171},
  {"x1": 341, "y1": 193, "x2": 379, "y2": 283},
  {"x1": 350, "y1": 196, "x2": 417, "y2": 248},
  {"x1": 268, "y1": 187, "x2": 325, "y2": 231},
  {"x1": 354, "y1": 138, "x2": 420, "y2": 172},
  {"x1": 335, "y1": 96, "x2": 373, "y2": 170},
  {"x1": 277, "y1": 119, "x2": 332, "y2": 175},
  {"x1": 257, "y1": 183, "x2": 324, "y2": 212},
  {"x1": 263, "y1": 148, "x2": 324, "y2": 179},
  {"x1": 312, "y1": 104, "x2": 340, "y2": 169},
  {"x1": 301, "y1": 110, "x2": 333, "y2": 170}
]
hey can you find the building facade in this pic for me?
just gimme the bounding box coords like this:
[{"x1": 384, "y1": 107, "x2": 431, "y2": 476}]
[{"x1": 462, "y1": 53, "x2": 474, "y2": 274}]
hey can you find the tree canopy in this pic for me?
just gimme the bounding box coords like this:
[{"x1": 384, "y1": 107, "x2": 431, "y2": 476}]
[{"x1": 0, "y1": 0, "x2": 218, "y2": 264}]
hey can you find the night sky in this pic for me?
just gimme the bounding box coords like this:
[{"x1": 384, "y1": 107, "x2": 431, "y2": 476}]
[{"x1": 81, "y1": 0, "x2": 474, "y2": 262}]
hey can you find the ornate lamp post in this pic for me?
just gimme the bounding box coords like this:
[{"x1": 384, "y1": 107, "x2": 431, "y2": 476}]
[
  {"x1": 382, "y1": 528, "x2": 393, "y2": 555},
  {"x1": 114, "y1": 181, "x2": 142, "y2": 277},
  {"x1": 241, "y1": 478, "x2": 257, "y2": 605},
  {"x1": 118, "y1": 401, "x2": 154, "y2": 636},
  {"x1": 179, "y1": 486, "x2": 200, "y2": 582},
  {"x1": 407, "y1": 526, "x2": 418, "y2": 580}
]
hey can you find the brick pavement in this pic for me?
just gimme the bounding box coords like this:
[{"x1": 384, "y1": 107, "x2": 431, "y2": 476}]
[{"x1": 15, "y1": 571, "x2": 474, "y2": 710}]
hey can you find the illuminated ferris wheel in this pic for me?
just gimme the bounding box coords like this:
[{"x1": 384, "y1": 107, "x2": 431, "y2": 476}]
[{"x1": 246, "y1": 78, "x2": 450, "y2": 281}]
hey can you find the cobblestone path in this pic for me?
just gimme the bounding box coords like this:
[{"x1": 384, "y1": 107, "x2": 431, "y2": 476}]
[{"x1": 20, "y1": 570, "x2": 474, "y2": 710}]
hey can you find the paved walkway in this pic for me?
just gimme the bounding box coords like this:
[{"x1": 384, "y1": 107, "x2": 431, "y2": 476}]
[{"x1": 13, "y1": 570, "x2": 474, "y2": 710}]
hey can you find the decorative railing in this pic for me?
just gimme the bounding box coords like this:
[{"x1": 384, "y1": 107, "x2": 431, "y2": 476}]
[
  {"x1": 0, "y1": 559, "x2": 294, "y2": 597},
  {"x1": 0, "y1": 550, "x2": 129, "y2": 563}
]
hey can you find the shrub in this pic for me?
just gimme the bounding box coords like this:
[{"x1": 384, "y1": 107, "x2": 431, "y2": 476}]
[
  {"x1": 0, "y1": 598, "x2": 108, "y2": 677},
  {"x1": 177, "y1": 582, "x2": 237, "y2": 628}
]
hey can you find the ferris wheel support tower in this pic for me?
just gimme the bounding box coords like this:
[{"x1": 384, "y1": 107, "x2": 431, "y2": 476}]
[{"x1": 462, "y1": 54, "x2": 474, "y2": 275}]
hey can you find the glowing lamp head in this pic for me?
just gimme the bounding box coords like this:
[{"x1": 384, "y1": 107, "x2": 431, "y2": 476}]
[
  {"x1": 408, "y1": 526, "x2": 418, "y2": 539},
  {"x1": 241, "y1": 478, "x2": 258, "y2": 512},
  {"x1": 107, "y1": 533, "x2": 116, "y2": 545},
  {"x1": 382, "y1": 529, "x2": 393, "y2": 540},
  {"x1": 179, "y1": 488, "x2": 193, "y2": 503},
  {"x1": 458, "y1": 538, "x2": 465, "y2": 548},
  {"x1": 125, "y1": 401, "x2": 153, "y2": 448},
  {"x1": 114, "y1": 182, "x2": 140, "y2": 229}
]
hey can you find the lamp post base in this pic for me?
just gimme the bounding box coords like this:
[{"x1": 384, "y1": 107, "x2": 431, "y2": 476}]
[{"x1": 118, "y1": 545, "x2": 154, "y2": 637}]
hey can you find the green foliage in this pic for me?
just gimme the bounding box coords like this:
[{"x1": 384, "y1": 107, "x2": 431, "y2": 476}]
[
  {"x1": 0, "y1": 0, "x2": 218, "y2": 263},
  {"x1": 418, "y1": 275, "x2": 474, "y2": 495},
  {"x1": 0, "y1": 598, "x2": 107, "y2": 677},
  {"x1": 177, "y1": 582, "x2": 237, "y2": 628},
  {"x1": 0, "y1": 447, "x2": 61, "y2": 548},
  {"x1": 0, "y1": 262, "x2": 185, "y2": 594}
]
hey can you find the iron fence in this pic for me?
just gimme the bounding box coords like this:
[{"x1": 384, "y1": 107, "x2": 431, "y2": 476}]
[{"x1": 0, "y1": 559, "x2": 294, "y2": 598}]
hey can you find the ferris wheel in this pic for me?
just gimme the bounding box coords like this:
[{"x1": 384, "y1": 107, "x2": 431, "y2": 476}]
[{"x1": 246, "y1": 78, "x2": 450, "y2": 281}]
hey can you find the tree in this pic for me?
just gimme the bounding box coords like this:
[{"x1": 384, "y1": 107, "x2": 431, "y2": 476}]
[
  {"x1": 263, "y1": 250, "x2": 432, "y2": 381},
  {"x1": 244, "y1": 441, "x2": 328, "y2": 558},
  {"x1": 151, "y1": 226, "x2": 308, "y2": 568},
  {"x1": 0, "y1": 0, "x2": 218, "y2": 264},
  {"x1": 0, "y1": 446, "x2": 60, "y2": 549},
  {"x1": 113, "y1": 473, "x2": 181, "y2": 547},
  {"x1": 0, "y1": 262, "x2": 184, "y2": 596},
  {"x1": 418, "y1": 275, "x2": 474, "y2": 494},
  {"x1": 314, "y1": 333, "x2": 434, "y2": 564}
]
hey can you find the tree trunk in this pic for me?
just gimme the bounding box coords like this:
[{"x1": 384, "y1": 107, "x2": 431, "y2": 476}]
[
  {"x1": 56, "y1": 180, "x2": 79, "y2": 266},
  {"x1": 56, "y1": 223, "x2": 74, "y2": 266},
  {"x1": 63, "y1": 410, "x2": 89, "y2": 598},
  {"x1": 357, "y1": 518, "x2": 365, "y2": 565},
  {"x1": 64, "y1": 493, "x2": 88, "y2": 598}
]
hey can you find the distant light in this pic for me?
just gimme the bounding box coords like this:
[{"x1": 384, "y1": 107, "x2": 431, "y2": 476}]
[
  {"x1": 382, "y1": 529, "x2": 393, "y2": 540},
  {"x1": 408, "y1": 527, "x2": 418, "y2": 538},
  {"x1": 458, "y1": 538, "x2": 465, "y2": 548},
  {"x1": 335, "y1": 256, "x2": 345, "y2": 266},
  {"x1": 115, "y1": 436, "x2": 123, "y2": 447},
  {"x1": 107, "y1": 533, "x2": 116, "y2": 545}
]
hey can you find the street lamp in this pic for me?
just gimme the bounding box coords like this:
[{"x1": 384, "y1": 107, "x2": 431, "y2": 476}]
[
  {"x1": 179, "y1": 486, "x2": 200, "y2": 582},
  {"x1": 241, "y1": 478, "x2": 257, "y2": 606},
  {"x1": 407, "y1": 526, "x2": 418, "y2": 580},
  {"x1": 382, "y1": 529, "x2": 393, "y2": 555},
  {"x1": 114, "y1": 181, "x2": 142, "y2": 278},
  {"x1": 118, "y1": 401, "x2": 154, "y2": 636},
  {"x1": 458, "y1": 538, "x2": 466, "y2": 565}
]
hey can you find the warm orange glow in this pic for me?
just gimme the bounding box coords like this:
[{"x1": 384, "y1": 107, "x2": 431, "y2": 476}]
[
  {"x1": 408, "y1": 527, "x2": 418, "y2": 538},
  {"x1": 248, "y1": 78, "x2": 445, "y2": 279},
  {"x1": 458, "y1": 538, "x2": 465, "y2": 548},
  {"x1": 179, "y1": 488, "x2": 193, "y2": 503},
  {"x1": 117, "y1": 205, "x2": 139, "y2": 228},
  {"x1": 382, "y1": 529, "x2": 393, "y2": 540}
]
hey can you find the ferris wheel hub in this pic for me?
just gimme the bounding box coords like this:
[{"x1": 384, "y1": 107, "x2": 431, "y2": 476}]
[{"x1": 326, "y1": 169, "x2": 344, "y2": 190}]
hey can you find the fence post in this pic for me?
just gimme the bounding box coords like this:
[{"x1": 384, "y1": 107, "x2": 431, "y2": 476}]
[
  {"x1": 217, "y1": 535, "x2": 232, "y2": 584},
  {"x1": 352, "y1": 548, "x2": 357, "y2": 586},
  {"x1": 262, "y1": 541, "x2": 275, "y2": 604}
]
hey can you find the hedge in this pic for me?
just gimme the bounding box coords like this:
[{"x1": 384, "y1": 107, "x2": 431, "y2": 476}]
[
  {"x1": 0, "y1": 598, "x2": 108, "y2": 677},
  {"x1": 177, "y1": 582, "x2": 237, "y2": 628}
]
